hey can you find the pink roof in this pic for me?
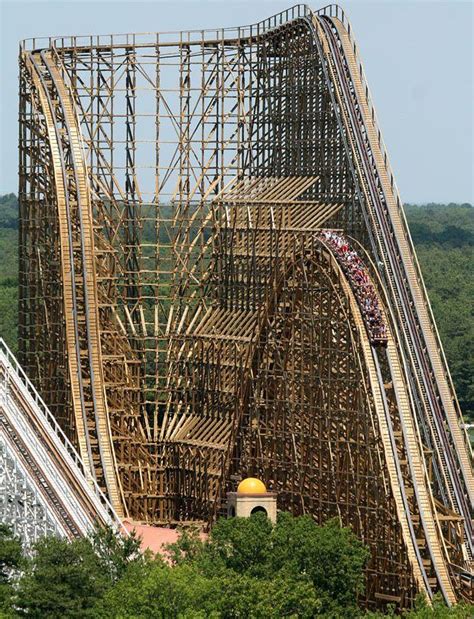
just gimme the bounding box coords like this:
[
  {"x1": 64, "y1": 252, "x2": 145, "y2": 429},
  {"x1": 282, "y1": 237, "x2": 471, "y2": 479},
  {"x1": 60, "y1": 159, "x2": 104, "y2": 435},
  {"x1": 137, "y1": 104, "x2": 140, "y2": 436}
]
[{"x1": 122, "y1": 519, "x2": 206, "y2": 556}]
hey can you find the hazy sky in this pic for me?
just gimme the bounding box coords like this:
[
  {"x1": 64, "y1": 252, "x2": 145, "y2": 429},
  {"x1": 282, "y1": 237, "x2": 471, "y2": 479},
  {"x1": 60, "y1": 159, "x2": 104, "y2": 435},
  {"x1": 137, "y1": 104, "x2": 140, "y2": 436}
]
[{"x1": 0, "y1": 0, "x2": 472, "y2": 203}]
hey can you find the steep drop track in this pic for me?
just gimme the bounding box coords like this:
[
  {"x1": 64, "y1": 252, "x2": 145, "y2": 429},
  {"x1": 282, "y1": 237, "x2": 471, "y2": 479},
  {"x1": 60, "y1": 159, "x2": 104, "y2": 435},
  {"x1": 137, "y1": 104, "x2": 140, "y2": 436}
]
[{"x1": 316, "y1": 9, "x2": 473, "y2": 552}]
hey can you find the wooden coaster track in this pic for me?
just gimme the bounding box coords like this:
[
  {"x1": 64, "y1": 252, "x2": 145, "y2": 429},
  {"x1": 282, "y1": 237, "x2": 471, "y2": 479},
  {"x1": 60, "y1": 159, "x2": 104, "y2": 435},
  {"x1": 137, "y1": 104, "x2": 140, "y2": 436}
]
[
  {"x1": 315, "y1": 8, "x2": 473, "y2": 563},
  {"x1": 17, "y1": 3, "x2": 473, "y2": 608}
]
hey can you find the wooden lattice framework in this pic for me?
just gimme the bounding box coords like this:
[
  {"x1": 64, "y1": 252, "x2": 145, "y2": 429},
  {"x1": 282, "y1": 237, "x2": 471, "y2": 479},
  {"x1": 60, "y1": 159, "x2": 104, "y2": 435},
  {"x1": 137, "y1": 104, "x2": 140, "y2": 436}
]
[{"x1": 18, "y1": 4, "x2": 473, "y2": 609}]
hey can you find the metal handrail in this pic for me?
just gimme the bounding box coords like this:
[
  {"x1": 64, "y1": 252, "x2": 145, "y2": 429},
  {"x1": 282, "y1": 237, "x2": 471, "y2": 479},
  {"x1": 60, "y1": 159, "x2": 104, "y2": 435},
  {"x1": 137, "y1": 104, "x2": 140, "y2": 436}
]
[{"x1": 20, "y1": 4, "x2": 312, "y2": 52}]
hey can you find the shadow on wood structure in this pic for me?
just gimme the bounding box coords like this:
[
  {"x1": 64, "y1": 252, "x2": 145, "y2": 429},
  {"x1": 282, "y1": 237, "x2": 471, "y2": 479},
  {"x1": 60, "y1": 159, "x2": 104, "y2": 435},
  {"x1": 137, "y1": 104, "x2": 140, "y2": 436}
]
[{"x1": 18, "y1": 3, "x2": 473, "y2": 609}]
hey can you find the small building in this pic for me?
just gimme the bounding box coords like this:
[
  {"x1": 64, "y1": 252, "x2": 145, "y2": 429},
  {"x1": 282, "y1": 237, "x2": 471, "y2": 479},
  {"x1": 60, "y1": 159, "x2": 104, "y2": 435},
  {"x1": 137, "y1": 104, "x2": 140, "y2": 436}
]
[{"x1": 227, "y1": 477, "x2": 277, "y2": 523}]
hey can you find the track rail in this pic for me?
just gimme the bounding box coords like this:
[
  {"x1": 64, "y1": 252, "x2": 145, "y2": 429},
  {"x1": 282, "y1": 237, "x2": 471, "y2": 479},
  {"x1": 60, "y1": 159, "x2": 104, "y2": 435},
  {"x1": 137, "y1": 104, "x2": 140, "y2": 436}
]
[
  {"x1": 25, "y1": 51, "x2": 124, "y2": 516},
  {"x1": 334, "y1": 256, "x2": 433, "y2": 599},
  {"x1": 23, "y1": 52, "x2": 92, "y2": 477},
  {"x1": 312, "y1": 11, "x2": 473, "y2": 567},
  {"x1": 318, "y1": 240, "x2": 455, "y2": 601},
  {"x1": 330, "y1": 10, "x2": 473, "y2": 507},
  {"x1": 0, "y1": 339, "x2": 121, "y2": 538}
]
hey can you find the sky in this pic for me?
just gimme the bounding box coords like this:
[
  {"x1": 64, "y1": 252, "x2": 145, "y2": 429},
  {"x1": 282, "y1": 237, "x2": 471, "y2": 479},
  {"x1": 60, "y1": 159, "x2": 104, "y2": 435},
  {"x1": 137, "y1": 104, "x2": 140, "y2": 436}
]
[{"x1": 0, "y1": 0, "x2": 472, "y2": 204}]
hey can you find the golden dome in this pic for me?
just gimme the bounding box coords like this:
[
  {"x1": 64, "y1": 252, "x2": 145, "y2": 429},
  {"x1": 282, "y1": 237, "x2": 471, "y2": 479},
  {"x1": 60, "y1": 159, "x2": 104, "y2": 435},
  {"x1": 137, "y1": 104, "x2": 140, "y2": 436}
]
[{"x1": 237, "y1": 477, "x2": 267, "y2": 494}]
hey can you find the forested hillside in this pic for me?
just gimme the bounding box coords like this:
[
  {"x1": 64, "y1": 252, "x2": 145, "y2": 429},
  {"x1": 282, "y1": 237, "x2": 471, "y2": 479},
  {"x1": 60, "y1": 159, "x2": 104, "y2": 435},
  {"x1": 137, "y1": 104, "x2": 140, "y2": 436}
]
[
  {"x1": 404, "y1": 203, "x2": 473, "y2": 422},
  {"x1": 0, "y1": 194, "x2": 18, "y2": 353},
  {"x1": 0, "y1": 194, "x2": 472, "y2": 420}
]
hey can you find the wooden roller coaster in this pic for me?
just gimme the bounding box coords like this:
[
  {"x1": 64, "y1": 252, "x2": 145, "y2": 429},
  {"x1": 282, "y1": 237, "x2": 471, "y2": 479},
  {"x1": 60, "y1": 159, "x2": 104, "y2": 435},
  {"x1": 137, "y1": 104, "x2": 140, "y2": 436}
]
[{"x1": 17, "y1": 3, "x2": 472, "y2": 609}]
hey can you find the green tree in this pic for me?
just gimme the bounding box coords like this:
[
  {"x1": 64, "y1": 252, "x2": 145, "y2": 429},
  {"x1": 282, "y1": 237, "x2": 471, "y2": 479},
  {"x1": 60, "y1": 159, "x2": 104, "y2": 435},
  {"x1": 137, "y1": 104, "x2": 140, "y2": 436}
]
[
  {"x1": 98, "y1": 512, "x2": 369, "y2": 617},
  {"x1": 90, "y1": 524, "x2": 144, "y2": 585},
  {"x1": 100, "y1": 551, "x2": 322, "y2": 619},
  {"x1": 98, "y1": 561, "x2": 216, "y2": 619},
  {"x1": 199, "y1": 510, "x2": 274, "y2": 577},
  {"x1": 268, "y1": 513, "x2": 369, "y2": 613},
  {"x1": 14, "y1": 525, "x2": 145, "y2": 618},
  {"x1": 0, "y1": 525, "x2": 23, "y2": 615},
  {"x1": 4, "y1": 518, "x2": 472, "y2": 617},
  {"x1": 15, "y1": 536, "x2": 108, "y2": 618},
  {"x1": 163, "y1": 511, "x2": 368, "y2": 617},
  {"x1": 0, "y1": 195, "x2": 18, "y2": 230},
  {"x1": 404, "y1": 594, "x2": 472, "y2": 618}
]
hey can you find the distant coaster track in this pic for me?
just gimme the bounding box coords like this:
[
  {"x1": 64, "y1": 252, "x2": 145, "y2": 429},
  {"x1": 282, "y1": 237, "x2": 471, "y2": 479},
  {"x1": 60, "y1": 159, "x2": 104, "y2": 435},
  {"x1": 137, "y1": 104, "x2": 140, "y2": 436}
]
[{"x1": 0, "y1": 339, "x2": 121, "y2": 541}]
